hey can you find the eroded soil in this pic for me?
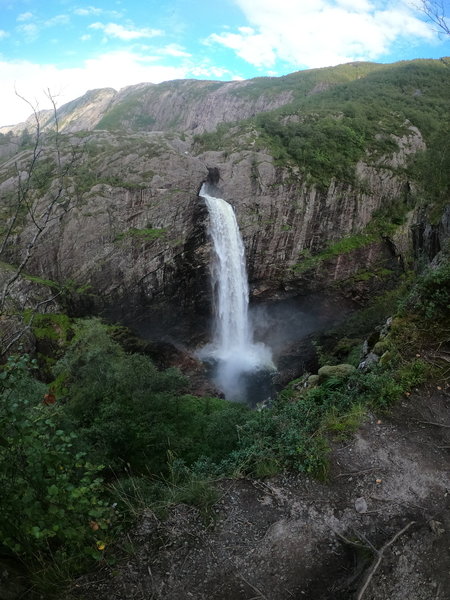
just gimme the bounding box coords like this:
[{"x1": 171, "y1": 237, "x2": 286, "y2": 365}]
[{"x1": 71, "y1": 384, "x2": 450, "y2": 600}]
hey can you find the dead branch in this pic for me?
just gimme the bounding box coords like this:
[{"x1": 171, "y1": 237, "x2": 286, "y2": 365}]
[
  {"x1": 413, "y1": 419, "x2": 450, "y2": 428},
  {"x1": 334, "y1": 467, "x2": 384, "y2": 478},
  {"x1": 417, "y1": 0, "x2": 450, "y2": 35},
  {"x1": 356, "y1": 521, "x2": 415, "y2": 600},
  {"x1": 0, "y1": 89, "x2": 84, "y2": 355}
]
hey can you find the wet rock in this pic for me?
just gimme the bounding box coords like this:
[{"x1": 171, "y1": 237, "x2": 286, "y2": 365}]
[{"x1": 358, "y1": 352, "x2": 380, "y2": 371}]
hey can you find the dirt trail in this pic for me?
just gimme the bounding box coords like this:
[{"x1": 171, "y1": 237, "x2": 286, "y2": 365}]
[{"x1": 72, "y1": 384, "x2": 450, "y2": 600}]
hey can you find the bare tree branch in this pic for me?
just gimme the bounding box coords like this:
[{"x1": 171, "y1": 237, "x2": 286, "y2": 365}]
[
  {"x1": 417, "y1": 0, "x2": 450, "y2": 35},
  {"x1": 356, "y1": 521, "x2": 415, "y2": 600},
  {"x1": 0, "y1": 90, "x2": 83, "y2": 356}
]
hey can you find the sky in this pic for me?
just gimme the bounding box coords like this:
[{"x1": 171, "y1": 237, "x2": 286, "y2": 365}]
[{"x1": 0, "y1": 0, "x2": 449, "y2": 127}]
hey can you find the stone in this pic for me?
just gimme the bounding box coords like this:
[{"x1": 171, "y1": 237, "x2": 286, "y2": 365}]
[
  {"x1": 307, "y1": 374, "x2": 320, "y2": 387},
  {"x1": 354, "y1": 497, "x2": 368, "y2": 514},
  {"x1": 358, "y1": 352, "x2": 380, "y2": 371},
  {"x1": 373, "y1": 340, "x2": 389, "y2": 355},
  {"x1": 318, "y1": 364, "x2": 356, "y2": 381},
  {"x1": 379, "y1": 351, "x2": 394, "y2": 366}
]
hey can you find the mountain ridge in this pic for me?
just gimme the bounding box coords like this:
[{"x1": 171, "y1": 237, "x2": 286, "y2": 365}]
[{"x1": 2, "y1": 58, "x2": 436, "y2": 136}]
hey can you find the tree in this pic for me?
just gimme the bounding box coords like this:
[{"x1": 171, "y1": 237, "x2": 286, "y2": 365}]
[
  {"x1": 0, "y1": 91, "x2": 83, "y2": 357},
  {"x1": 418, "y1": 0, "x2": 450, "y2": 35}
]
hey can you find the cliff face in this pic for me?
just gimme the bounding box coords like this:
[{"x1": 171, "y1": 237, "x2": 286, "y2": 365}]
[
  {"x1": 0, "y1": 126, "x2": 423, "y2": 348},
  {"x1": 0, "y1": 80, "x2": 294, "y2": 136},
  {"x1": 1, "y1": 59, "x2": 448, "y2": 355},
  {"x1": 0, "y1": 61, "x2": 385, "y2": 136},
  {"x1": 99, "y1": 80, "x2": 295, "y2": 134},
  {"x1": 199, "y1": 125, "x2": 426, "y2": 298}
]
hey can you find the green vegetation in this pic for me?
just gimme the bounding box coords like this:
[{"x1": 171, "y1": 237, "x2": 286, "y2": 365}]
[
  {"x1": 195, "y1": 58, "x2": 450, "y2": 189},
  {"x1": 0, "y1": 354, "x2": 114, "y2": 593},
  {"x1": 293, "y1": 233, "x2": 375, "y2": 274},
  {"x1": 1, "y1": 254, "x2": 448, "y2": 594},
  {"x1": 408, "y1": 123, "x2": 450, "y2": 223},
  {"x1": 401, "y1": 260, "x2": 450, "y2": 321},
  {"x1": 231, "y1": 62, "x2": 384, "y2": 100},
  {"x1": 97, "y1": 95, "x2": 156, "y2": 131},
  {"x1": 115, "y1": 227, "x2": 167, "y2": 242}
]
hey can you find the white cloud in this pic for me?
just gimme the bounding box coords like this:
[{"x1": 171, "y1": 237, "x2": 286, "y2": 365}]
[
  {"x1": 0, "y1": 52, "x2": 190, "y2": 127},
  {"x1": 73, "y1": 6, "x2": 122, "y2": 18},
  {"x1": 0, "y1": 29, "x2": 8, "y2": 39},
  {"x1": 73, "y1": 6, "x2": 103, "y2": 16},
  {"x1": 208, "y1": 27, "x2": 276, "y2": 67},
  {"x1": 89, "y1": 22, "x2": 162, "y2": 41},
  {"x1": 45, "y1": 14, "x2": 70, "y2": 27},
  {"x1": 16, "y1": 23, "x2": 40, "y2": 41},
  {"x1": 17, "y1": 12, "x2": 33, "y2": 22},
  {"x1": 157, "y1": 43, "x2": 191, "y2": 58},
  {"x1": 208, "y1": 0, "x2": 437, "y2": 68},
  {"x1": 190, "y1": 65, "x2": 230, "y2": 78}
]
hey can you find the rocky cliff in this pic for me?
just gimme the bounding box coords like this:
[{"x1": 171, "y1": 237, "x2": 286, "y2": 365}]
[
  {"x1": 0, "y1": 127, "x2": 421, "y2": 347},
  {"x1": 0, "y1": 58, "x2": 448, "y2": 365},
  {"x1": 0, "y1": 61, "x2": 384, "y2": 136}
]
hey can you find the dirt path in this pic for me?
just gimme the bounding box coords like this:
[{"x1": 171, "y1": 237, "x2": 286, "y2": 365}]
[{"x1": 72, "y1": 384, "x2": 450, "y2": 600}]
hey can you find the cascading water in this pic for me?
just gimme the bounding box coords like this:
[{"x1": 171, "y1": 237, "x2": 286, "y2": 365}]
[{"x1": 198, "y1": 183, "x2": 274, "y2": 403}]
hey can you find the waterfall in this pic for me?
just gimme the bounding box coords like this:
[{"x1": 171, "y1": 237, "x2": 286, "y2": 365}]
[{"x1": 199, "y1": 184, "x2": 274, "y2": 403}]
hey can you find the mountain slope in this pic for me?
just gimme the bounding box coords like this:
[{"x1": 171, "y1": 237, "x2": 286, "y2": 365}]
[{"x1": 0, "y1": 61, "x2": 392, "y2": 136}]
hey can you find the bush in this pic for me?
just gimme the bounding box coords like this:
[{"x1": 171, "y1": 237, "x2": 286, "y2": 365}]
[
  {"x1": 0, "y1": 355, "x2": 113, "y2": 568},
  {"x1": 54, "y1": 319, "x2": 251, "y2": 474},
  {"x1": 405, "y1": 261, "x2": 450, "y2": 320}
]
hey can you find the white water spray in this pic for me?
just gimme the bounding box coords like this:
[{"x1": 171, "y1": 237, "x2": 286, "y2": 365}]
[{"x1": 199, "y1": 184, "x2": 274, "y2": 402}]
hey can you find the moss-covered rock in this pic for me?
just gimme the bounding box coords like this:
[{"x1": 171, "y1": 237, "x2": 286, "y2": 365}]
[
  {"x1": 379, "y1": 350, "x2": 394, "y2": 366},
  {"x1": 373, "y1": 340, "x2": 389, "y2": 355},
  {"x1": 318, "y1": 363, "x2": 356, "y2": 381},
  {"x1": 307, "y1": 374, "x2": 320, "y2": 387}
]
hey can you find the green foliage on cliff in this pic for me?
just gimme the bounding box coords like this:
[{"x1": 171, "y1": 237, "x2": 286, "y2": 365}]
[
  {"x1": 401, "y1": 260, "x2": 450, "y2": 321},
  {"x1": 293, "y1": 233, "x2": 375, "y2": 274},
  {"x1": 194, "y1": 58, "x2": 450, "y2": 189},
  {"x1": 255, "y1": 59, "x2": 450, "y2": 187},
  {"x1": 115, "y1": 227, "x2": 167, "y2": 242},
  {"x1": 408, "y1": 123, "x2": 450, "y2": 223},
  {"x1": 97, "y1": 95, "x2": 156, "y2": 131},
  {"x1": 231, "y1": 61, "x2": 383, "y2": 100}
]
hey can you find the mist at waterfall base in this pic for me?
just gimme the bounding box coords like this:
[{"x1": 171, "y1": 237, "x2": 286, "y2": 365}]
[{"x1": 197, "y1": 184, "x2": 275, "y2": 405}]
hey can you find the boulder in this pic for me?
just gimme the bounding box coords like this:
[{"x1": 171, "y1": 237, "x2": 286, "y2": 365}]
[{"x1": 318, "y1": 363, "x2": 356, "y2": 381}]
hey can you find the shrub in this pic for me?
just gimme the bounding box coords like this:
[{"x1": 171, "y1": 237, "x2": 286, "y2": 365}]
[
  {"x1": 54, "y1": 319, "x2": 251, "y2": 474},
  {"x1": 0, "y1": 355, "x2": 113, "y2": 568},
  {"x1": 406, "y1": 261, "x2": 450, "y2": 320}
]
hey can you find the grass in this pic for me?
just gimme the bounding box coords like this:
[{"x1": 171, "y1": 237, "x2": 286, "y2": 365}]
[
  {"x1": 293, "y1": 233, "x2": 376, "y2": 274},
  {"x1": 115, "y1": 227, "x2": 167, "y2": 242}
]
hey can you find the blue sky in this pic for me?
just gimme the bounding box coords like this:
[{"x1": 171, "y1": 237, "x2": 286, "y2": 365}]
[{"x1": 1, "y1": 0, "x2": 449, "y2": 127}]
